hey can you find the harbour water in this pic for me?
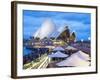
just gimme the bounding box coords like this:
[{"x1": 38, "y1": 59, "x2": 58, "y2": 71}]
[{"x1": 23, "y1": 47, "x2": 32, "y2": 56}]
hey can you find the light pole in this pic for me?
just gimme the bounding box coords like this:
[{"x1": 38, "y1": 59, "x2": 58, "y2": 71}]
[
  {"x1": 88, "y1": 37, "x2": 90, "y2": 41},
  {"x1": 81, "y1": 39, "x2": 84, "y2": 46}
]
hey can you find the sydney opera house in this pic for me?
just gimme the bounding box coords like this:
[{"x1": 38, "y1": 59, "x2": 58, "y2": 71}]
[
  {"x1": 33, "y1": 19, "x2": 76, "y2": 42},
  {"x1": 23, "y1": 19, "x2": 91, "y2": 69}
]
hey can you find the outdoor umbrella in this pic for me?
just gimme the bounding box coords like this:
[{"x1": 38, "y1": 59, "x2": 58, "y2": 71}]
[
  {"x1": 56, "y1": 53, "x2": 90, "y2": 67},
  {"x1": 74, "y1": 50, "x2": 90, "y2": 61},
  {"x1": 48, "y1": 51, "x2": 68, "y2": 58},
  {"x1": 65, "y1": 46, "x2": 77, "y2": 50},
  {"x1": 53, "y1": 46, "x2": 65, "y2": 51}
]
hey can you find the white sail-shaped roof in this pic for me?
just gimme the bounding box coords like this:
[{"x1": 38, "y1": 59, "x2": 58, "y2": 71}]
[
  {"x1": 49, "y1": 25, "x2": 67, "y2": 38},
  {"x1": 48, "y1": 51, "x2": 68, "y2": 58},
  {"x1": 34, "y1": 28, "x2": 41, "y2": 38},
  {"x1": 33, "y1": 19, "x2": 55, "y2": 39},
  {"x1": 33, "y1": 18, "x2": 69, "y2": 39},
  {"x1": 50, "y1": 31, "x2": 60, "y2": 38},
  {"x1": 56, "y1": 53, "x2": 90, "y2": 67}
]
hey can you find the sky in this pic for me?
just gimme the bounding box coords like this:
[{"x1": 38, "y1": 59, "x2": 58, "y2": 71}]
[{"x1": 23, "y1": 10, "x2": 91, "y2": 41}]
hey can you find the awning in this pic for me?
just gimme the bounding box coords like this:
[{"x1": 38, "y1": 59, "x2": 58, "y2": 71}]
[
  {"x1": 74, "y1": 50, "x2": 90, "y2": 61},
  {"x1": 53, "y1": 46, "x2": 65, "y2": 51},
  {"x1": 65, "y1": 46, "x2": 77, "y2": 50},
  {"x1": 56, "y1": 53, "x2": 90, "y2": 67},
  {"x1": 48, "y1": 51, "x2": 68, "y2": 58}
]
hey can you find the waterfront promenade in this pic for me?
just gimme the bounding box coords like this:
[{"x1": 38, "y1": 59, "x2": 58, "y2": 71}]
[{"x1": 23, "y1": 43, "x2": 90, "y2": 69}]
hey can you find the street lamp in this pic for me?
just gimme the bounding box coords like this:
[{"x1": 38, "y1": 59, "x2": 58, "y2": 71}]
[
  {"x1": 81, "y1": 39, "x2": 83, "y2": 42},
  {"x1": 88, "y1": 37, "x2": 90, "y2": 41},
  {"x1": 81, "y1": 39, "x2": 84, "y2": 46}
]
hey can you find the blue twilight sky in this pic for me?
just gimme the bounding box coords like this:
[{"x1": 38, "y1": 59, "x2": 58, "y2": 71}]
[{"x1": 23, "y1": 10, "x2": 91, "y2": 41}]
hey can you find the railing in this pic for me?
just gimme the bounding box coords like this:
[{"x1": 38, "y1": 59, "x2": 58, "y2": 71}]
[
  {"x1": 38, "y1": 57, "x2": 51, "y2": 69},
  {"x1": 23, "y1": 53, "x2": 50, "y2": 69}
]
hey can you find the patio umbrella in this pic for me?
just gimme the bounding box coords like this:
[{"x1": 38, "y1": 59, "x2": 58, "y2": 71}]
[
  {"x1": 56, "y1": 53, "x2": 90, "y2": 67},
  {"x1": 53, "y1": 46, "x2": 65, "y2": 51},
  {"x1": 74, "y1": 50, "x2": 90, "y2": 61},
  {"x1": 48, "y1": 51, "x2": 68, "y2": 58},
  {"x1": 65, "y1": 46, "x2": 77, "y2": 50}
]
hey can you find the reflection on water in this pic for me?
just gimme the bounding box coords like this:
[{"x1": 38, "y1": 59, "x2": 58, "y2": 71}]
[
  {"x1": 23, "y1": 47, "x2": 32, "y2": 56},
  {"x1": 23, "y1": 47, "x2": 49, "y2": 64}
]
